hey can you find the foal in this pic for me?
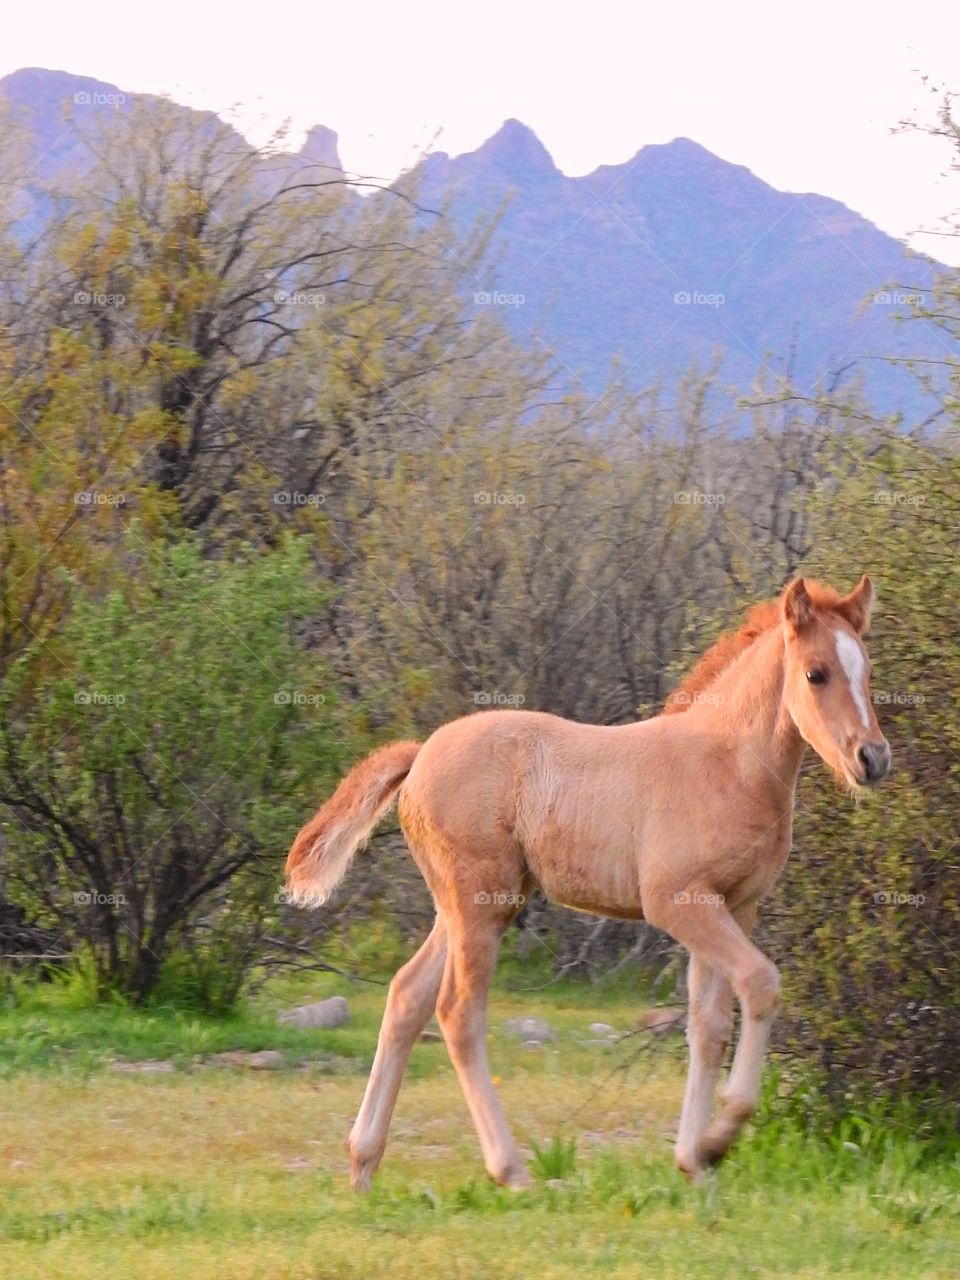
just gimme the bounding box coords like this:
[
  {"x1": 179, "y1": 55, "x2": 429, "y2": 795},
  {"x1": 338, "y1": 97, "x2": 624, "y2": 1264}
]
[{"x1": 285, "y1": 575, "x2": 890, "y2": 1188}]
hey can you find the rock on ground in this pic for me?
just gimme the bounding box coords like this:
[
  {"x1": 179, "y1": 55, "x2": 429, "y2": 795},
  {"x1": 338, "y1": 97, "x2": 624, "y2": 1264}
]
[
  {"x1": 205, "y1": 1049, "x2": 286, "y2": 1069},
  {"x1": 247, "y1": 1050, "x2": 285, "y2": 1069},
  {"x1": 277, "y1": 995, "x2": 350, "y2": 1029},
  {"x1": 503, "y1": 1016, "x2": 553, "y2": 1043},
  {"x1": 110, "y1": 1058, "x2": 175, "y2": 1074}
]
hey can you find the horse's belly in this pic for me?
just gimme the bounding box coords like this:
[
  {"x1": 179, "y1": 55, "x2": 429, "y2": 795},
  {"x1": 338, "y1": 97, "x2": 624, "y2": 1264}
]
[{"x1": 523, "y1": 830, "x2": 644, "y2": 920}]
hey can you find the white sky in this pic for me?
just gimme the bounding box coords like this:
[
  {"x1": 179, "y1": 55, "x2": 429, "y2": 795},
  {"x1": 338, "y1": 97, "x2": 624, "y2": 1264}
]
[{"x1": 4, "y1": 0, "x2": 960, "y2": 262}]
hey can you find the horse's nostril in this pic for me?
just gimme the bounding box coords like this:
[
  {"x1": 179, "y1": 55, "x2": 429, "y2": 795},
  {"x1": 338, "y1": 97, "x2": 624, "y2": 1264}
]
[{"x1": 858, "y1": 743, "x2": 890, "y2": 781}]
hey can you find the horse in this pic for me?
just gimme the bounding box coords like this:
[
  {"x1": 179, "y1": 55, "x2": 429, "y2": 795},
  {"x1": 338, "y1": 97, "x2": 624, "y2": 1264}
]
[{"x1": 284, "y1": 574, "x2": 891, "y2": 1189}]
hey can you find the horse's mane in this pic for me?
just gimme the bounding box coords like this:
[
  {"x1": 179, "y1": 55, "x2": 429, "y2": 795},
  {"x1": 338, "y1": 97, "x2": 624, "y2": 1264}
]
[{"x1": 663, "y1": 581, "x2": 850, "y2": 715}]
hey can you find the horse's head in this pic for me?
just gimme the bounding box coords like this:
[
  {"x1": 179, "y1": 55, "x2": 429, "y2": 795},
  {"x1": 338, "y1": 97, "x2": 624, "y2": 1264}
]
[{"x1": 780, "y1": 574, "x2": 891, "y2": 789}]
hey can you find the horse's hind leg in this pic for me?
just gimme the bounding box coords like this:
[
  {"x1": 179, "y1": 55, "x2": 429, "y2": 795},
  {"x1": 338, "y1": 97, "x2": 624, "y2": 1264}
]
[
  {"x1": 348, "y1": 917, "x2": 447, "y2": 1190},
  {"x1": 674, "y1": 955, "x2": 733, "y2": 1179},
  {"x1": 436, "y1": 908, "x2": 530, "y2": 1189}
]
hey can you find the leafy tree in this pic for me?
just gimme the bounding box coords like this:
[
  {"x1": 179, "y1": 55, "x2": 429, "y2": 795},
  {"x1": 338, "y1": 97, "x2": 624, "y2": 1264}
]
[
  {"x1": 0, "y1": 532, "x2": 350, "y2": 1003},
  {"x1": 762, "y1": 431, "x2": 960, "y2": 1095}
]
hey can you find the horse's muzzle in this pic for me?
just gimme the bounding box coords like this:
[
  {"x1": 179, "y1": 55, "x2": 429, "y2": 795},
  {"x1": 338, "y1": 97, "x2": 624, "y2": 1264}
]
[{"x1": 858, "y1": 740, "x2": 892, "y2": 784}]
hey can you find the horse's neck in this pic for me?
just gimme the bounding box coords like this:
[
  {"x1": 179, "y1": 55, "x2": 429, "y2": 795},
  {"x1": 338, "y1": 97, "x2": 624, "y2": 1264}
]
[{"x1": 708, "y1": 626, "x2": 806, "y2": 794}]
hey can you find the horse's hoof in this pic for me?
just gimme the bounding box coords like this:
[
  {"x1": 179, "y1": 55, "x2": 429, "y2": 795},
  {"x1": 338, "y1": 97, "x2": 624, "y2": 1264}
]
[
  {"x1": 675, "y1": 1154, "x2": 707, "y2": 1184},
  {"x1": 350, "y1": 1160, "x2": 375, "y2": 1192},
  {"x1": 698, "y1": 1100, "x2": 754, "y2": 1166},
  {"x1": 348, "y1": 1146, "x2": 382, "y2": 1192},
  {"x1": 494, "y1": 1163, "x2": 532, "y2": 1191},
  {"x1": 698, "y1": 1135, "x2": 730, "y2": 1167}
]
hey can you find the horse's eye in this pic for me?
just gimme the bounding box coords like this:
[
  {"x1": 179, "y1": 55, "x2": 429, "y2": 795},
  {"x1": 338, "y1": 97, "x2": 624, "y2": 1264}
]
[{"x1": 806, "y1": 669, "x2": 827, "y2": 685}]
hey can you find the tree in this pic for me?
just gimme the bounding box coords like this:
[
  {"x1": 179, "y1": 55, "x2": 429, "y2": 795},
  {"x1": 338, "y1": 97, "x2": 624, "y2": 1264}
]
[{"x1": 0, "y1": 533, "x2": 350, "y2": 1002}]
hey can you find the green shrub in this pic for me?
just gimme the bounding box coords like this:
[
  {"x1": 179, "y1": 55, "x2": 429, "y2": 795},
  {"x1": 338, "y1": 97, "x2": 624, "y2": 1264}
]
[
  {"x1": 0, "y1": 531, "x2": 353, "y2": 1006},
  {"x1": 764, "y1": 435, "x2": 960, "y2": 1098}
]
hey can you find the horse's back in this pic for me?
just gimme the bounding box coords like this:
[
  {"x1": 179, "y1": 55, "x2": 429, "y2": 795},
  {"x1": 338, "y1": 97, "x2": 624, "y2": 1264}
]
[{"x1": 398, "y1": 708, "x2": 651, "y2": 919}]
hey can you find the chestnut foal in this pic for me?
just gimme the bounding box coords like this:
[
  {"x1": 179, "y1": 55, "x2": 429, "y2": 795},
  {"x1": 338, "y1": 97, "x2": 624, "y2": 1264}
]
[{"x1": 285, "y1": 576, "x2": 890, "y2": 1189}]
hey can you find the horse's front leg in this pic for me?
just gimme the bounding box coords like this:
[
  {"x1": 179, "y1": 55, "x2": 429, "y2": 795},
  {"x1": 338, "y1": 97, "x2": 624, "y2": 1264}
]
[{"x1": 653, "y1": 895, "x2": 779, "y2": 1177}]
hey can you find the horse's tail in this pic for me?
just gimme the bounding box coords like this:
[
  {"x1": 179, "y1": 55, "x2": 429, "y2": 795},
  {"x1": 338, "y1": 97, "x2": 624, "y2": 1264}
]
[{"x1": 283, "y1": 741, "x2": 422, "y2": 907}]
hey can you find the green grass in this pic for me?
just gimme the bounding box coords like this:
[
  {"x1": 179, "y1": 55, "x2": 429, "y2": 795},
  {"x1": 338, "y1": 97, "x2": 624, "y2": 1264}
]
[
  {"x1": 529, "y1": 1133, "x2": 578, "y2": 1181},
  {"x1": 0, "y1": 970, "x2": 377, "y2": 1074},
  {"x1": 1, "y1": 971, "x2": 958, "y2": 1278}
]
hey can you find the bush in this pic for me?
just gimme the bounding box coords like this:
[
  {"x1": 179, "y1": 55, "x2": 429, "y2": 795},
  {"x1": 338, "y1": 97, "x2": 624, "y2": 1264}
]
[
  {"x1": 764, "y1": 436, "x2": 960, "y2": 1097},
  {"x1": 0, "y1": 531, "x2": 352, "y2": 1005}
]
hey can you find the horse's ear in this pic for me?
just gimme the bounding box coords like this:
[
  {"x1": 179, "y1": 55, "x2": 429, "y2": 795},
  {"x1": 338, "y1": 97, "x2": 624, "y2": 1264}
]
[
  {"x1": 781, "y1": 578, "x2": 813, "y2": 633},
  {"x1": 839, "y1": 574, "x2": 874, "y2": 635}
]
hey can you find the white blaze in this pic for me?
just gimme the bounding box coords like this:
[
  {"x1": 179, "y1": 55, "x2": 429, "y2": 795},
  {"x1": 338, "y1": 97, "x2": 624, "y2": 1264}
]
[{"x1": 834, "y1": 629, "x2": 870, "y2": 728}]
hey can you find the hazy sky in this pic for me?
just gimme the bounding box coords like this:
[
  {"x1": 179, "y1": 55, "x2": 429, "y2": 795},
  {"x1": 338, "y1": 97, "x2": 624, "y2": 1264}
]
[{"x1": 4, "y1": 0, "x2": 960, "y2": 262}]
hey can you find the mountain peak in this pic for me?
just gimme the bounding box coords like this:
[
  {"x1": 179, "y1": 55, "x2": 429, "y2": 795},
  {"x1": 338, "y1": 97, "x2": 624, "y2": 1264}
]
[
  {"x1": 652, "y1": 136, "x2": 714, "y2": 157},
  {"x1": 579, "y1": 135, "x2": 772, "y2": 208},
  {"x1": 298, "y1": 124, "x2": 341, "y2": 171},
  {"x1": 637, "y1": 136, "x2": 745, "y2": 171},
  {"x1": 0, "y1": 66, "x2": 127, "y2": 112},
  {"x1": 472, "y1": 118, "x2": 558, "y2": 180}
]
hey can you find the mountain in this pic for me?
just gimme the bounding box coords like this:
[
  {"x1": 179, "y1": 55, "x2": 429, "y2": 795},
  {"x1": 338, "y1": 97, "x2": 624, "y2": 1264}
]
[
  {"x1": 0, "y1": 70, "x2": 945, "y2": 418},
  {"x1": 297, "y1": 124, "x2": 342, "y2": 173},
  {"x1": 0, "y1": 67, "x2": 341, "y2": 204},
  {"x1": 0, "y1": 67, "x2": 135, "y2": 162},
  {"x1": 416, "y1": 122, "x2": 945, "y2": 416}
]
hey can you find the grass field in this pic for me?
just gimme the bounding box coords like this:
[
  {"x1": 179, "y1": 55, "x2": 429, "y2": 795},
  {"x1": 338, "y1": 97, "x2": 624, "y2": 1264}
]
[{"x1": 1, "y1": 972, "x2": 958, "y2": 1279}]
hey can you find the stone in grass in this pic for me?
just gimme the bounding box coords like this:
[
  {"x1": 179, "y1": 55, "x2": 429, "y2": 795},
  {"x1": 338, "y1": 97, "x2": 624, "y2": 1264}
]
[
  {"x1": 277, "y1": 996, "x2": 350, "y2": 1030},
  {"x1": 206, "y1": 1049, "x2": 285, "y2": 1069},
  {"x1": 247, "y1": 1050, "x2": 285, "y2": 1069},
  {"x1": 503, "y1": 1016, "x2": 553, "y2": 1043},
  {"x1": 110, "y1": 1058, "x2": 175, "y2": 1074},
  {"x1": 588, "y1": 1022, "x2": 616, "y2": 1037},
  {"x1": 207, "y1": 1051, "x2": 250, "y2": 1068}
]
